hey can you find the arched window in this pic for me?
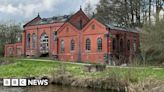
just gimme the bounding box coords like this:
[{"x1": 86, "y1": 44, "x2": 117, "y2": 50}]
[
  {"x1": 120, "y1": 39, "x2": 123, "y2": 52},
  {"x1": 54, "y1": 31, "x2": 57, "y2": 41},
  {"x1": 27, "y1": 34, "x2": 30, "y2": 48},
  {"x1": 70, "y1": 39, "x2": 75, "y2": 51},
  {"x1": 97, "y1": 38, "x2": 102, "y2": 51},
  {"x1": 127, "y1": 40, "x2": 130, "y2": 51},
  {"x1": 61, "y1": 40, "x2": 65, "y2": 52},
  {"x1": 40, "y1": 33, "x2": 48, "y2": 52},
  {"x1": 32, "y1": 33, "x2": 36, "y2": 48},
  {"x1": 112, "y1": 38, "x2": 116, "y2": 51},
  {"x1": 86, "y1": 38, "x2": 91, "y2": 51}
]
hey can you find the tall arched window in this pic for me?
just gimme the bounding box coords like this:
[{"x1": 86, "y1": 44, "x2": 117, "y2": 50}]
[
  {"x1": 127, "y1": 40, "x2": 130, "y2": 51},
  {"x1": 112, "y1": 38, "x2": 116, "y2": 51},
  {"x1": 54, "y1": 31, "x2": 57, "y2": 41},
  {"x1": 120, "y1": 39, "x2": 123, "y2": 52},
  {"x1": 32, "y1": 33, "x2": 36, "y2": 48},
  {"x1": 97, "y1": 38, "x2": 102, "y2": 51},
  {"x1": 61, "y1": 40, "x2": 65, "y2": 52},
  {"x1": 27, "y1": 34, "x2": 31, "y2": 48},
  {"x1": 70, "y1": 39, "x2": 75, "y2": 51},
  {"x1": 40, "y1": 33, "x2": 48, "y2": 53},
  {"x1": 86, "y1": 38, "x2": 91, "y2": 51}
]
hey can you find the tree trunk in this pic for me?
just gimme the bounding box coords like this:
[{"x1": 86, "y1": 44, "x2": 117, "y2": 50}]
[{"x1": 149, "y1": 0, "x2": 152, "y2": 24}]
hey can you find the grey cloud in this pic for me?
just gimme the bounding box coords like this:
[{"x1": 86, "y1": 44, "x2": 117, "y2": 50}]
[{"x1": 0, "y1": 0, "x2": 99, "y2": 23}]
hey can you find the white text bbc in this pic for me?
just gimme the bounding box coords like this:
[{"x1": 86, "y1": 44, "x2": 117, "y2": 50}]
[{"x1": 3, "y1": 79, "x2": 48, "y2": 87}]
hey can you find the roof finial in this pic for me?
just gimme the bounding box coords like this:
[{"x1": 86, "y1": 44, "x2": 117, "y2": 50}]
[
  {"x1": 92, "y1": 12, "x2": 95, "y2": 18},
  {"x1": 80, "y1": 5, "x2": 82, "y2": 10},
  {"x1": 37, "y1": 12, "x2": 40, "y2": 18}
]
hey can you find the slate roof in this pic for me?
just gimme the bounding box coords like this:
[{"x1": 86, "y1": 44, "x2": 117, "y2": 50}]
[
  {"x1": 28, "y1": 15, "x2": 72, "y2": 26},
  {"x1": 105, "y1": 24, "x2": 139, "y2": 33}
]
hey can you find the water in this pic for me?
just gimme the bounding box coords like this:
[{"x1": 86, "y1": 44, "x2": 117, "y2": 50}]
[{"x1": 0, "y1": 85, "x2": 110, "y2": 92}]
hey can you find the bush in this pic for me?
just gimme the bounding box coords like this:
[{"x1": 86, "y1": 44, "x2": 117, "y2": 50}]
[
  {"x1": 0, "y1": 46, "x2": 4, "y2": 57},
  {"x1": 140, "y1": 20, "x2": 164, "y2": 65}
]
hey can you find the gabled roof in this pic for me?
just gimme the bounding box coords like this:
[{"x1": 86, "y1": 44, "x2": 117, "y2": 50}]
[
  {"x1": 66, "y1": 8, "x2": 90, "y2": 30},
  {"x1": 67, "y1": 8, "x2": 90, "y2": 22},
  {"x1": 23, "y1": 8, "x2": 139, "y2": 33},
  {"x1": 23, "y1": 8, "x2": 90, "y2": 28},
  {"x1": 23, "y1": 14, "x2": 41, "y2": 28}
]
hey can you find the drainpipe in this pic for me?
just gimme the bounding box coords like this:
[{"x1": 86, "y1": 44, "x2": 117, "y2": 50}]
[
  {"x1": 78, "y1": 31, "x2": 81, "y2": 62},
  {"x1": 50, "y1": 26, "x2": 52, "y2": 57},
  {"x1": 36, "y1": 27, "x2": 39, "y2": 56},
  {"x1": 107, "y1": 28, "x2": 112, "y2": 65},
  {"x1": 24, "y1": 31, "x2": 26, "y2": 57},
  {"x1": 107, "y1": 29, "x2": 110, "y2": 64}
]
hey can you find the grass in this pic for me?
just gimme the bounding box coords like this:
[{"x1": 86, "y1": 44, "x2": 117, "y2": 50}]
[
  {"x1": 0, "y1": 58, "x2": 164, "y2": 82},
  {"x1": 0, "y1": 59, "x2": 59, "y2": 78},
  {"x1": 67, "y1": 65, "x2": 164, "y2": 81}
]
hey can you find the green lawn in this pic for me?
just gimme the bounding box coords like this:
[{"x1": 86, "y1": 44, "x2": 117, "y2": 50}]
[{"x1": 0, "y1": 58, "x2": 164, "y2": 82}]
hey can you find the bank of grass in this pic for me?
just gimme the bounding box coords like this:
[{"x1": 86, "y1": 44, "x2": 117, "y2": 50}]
[{"x1": 0, "y1": 58, "x2": 164, "y2": 82}]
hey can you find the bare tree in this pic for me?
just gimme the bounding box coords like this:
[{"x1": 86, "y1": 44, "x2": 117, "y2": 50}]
[
  {"x1": 148, "y1": 0, "x2": 152, "y2": 24},
  {"x1": 0, "y1": 23, "x2": 22, "y2": 56},
  {"x1": 84, "y1": 2, "x2": 94, "y2": 18}
]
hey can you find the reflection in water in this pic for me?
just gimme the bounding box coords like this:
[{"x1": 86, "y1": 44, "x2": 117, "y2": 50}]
[
  {"x1": 23, "y1": 85, "x2": 110, "y2": 92},
  {"x1": 0, "y1": 85, "x2": 110, "y2": 92},
  {"x1": 0, "y1": 86, "x2": 23, "y2": 92}
]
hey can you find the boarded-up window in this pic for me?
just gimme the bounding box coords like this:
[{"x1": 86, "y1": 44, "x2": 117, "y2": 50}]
[
  {"x1": 27, "y1": 34, "x2": 31, "y2": 48},
  {"x1": 127, "y1": 40, "x2": 130, "y2": 51}
]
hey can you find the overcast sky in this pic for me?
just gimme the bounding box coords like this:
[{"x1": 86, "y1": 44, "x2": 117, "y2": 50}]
[{"x1": 0, "y1": 0, "x2": 99, "y2": 24}]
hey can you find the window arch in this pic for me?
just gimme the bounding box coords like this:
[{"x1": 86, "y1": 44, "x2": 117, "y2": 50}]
[
  {"x1": 32, "y1": 33, "x2": 36, "y2": 48},
  {"x1": 27, "y1": 34, "x2": 31, "y2": 48},
  {"x1": 127, "y1": 40, "x2": 130, "y2": 51},
  {"x1": 97, "y1": 38, "x2": 102, "y2": 51},
  {"x1": 70, "y1": 39, "x2": 75, "y2": 51},
  {"x1": 86, "y1": 38, "x2": 91, "y2": 51},
  {"x1": 61, "y1": 40, "x2": 65, "y2": 52}
]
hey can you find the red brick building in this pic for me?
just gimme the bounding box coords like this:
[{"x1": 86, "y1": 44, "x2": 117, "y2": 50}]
[{"x1": 4, "y1": 8, "x2": 139, "y2": 64}]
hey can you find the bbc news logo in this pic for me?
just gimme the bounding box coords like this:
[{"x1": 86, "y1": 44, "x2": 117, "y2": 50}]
[{"x1": 3, "y1": 79, "x2": 48, "y2": 87}]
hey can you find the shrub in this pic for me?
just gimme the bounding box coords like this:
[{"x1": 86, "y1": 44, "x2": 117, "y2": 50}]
[{"x1": 140, "y1": 20, "x2": 164, "y2": 65}]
